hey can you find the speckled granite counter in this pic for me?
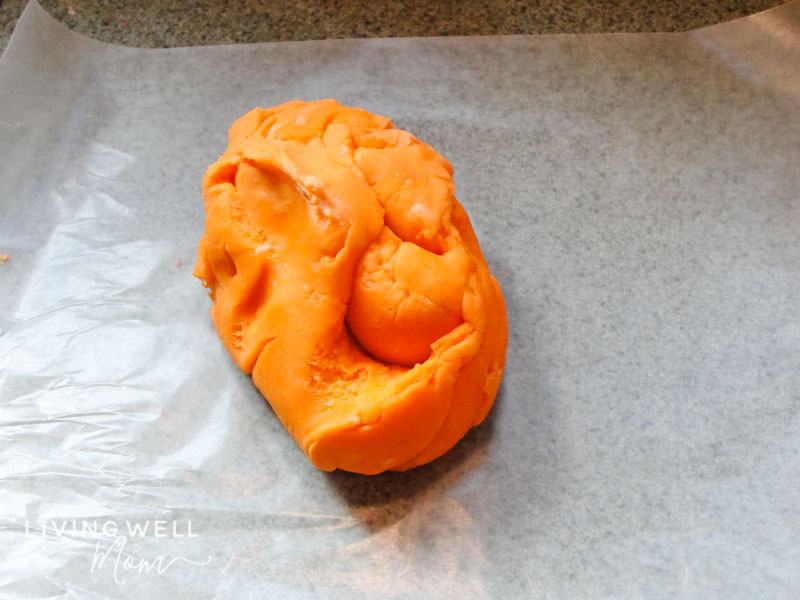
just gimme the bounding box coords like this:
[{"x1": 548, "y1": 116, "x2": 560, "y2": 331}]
[{"x1": 0, "y1": 0, "x2": 789, "y2": 53}]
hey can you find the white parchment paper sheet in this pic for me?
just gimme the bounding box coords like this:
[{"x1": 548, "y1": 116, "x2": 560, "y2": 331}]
[{"x1": 1, "y1": 1, "x2": 799, "y2": 598}]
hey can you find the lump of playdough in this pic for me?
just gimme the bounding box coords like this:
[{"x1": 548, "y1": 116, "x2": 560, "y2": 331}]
[{"x1": 194, "y1": 99, "x2": 507, "y2": 474}]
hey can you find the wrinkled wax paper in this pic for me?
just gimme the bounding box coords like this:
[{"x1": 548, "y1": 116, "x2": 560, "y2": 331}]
[{"x1": 1, "y1": 1, "x2": 799, "y2": 598}]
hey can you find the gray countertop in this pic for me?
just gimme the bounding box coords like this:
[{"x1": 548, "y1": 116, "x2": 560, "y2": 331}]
[{"x1": 0, "y1": 0, "x2": 789, "y2": 53}]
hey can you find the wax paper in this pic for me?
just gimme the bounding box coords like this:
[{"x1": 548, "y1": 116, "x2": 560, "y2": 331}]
[{"x1": 1, "y1": 1, "x2": 799, "y2": 598}]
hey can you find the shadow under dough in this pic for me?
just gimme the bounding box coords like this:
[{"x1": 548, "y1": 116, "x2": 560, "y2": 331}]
[{"x1": 323, "y1": 382, "x2": 503, "y2": 531}]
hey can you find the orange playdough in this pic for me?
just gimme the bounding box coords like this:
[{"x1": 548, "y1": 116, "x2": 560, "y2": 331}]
[{"x1": 194, "y1": 99, "x2": 507, "y2": 474}]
